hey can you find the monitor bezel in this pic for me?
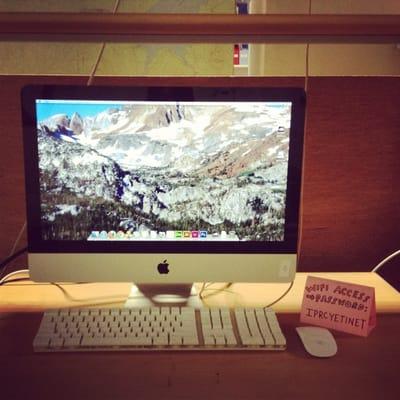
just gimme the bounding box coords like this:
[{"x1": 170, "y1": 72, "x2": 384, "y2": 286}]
[{"x1": 21, "y1": 84, "x2": 305, "y2": 255}]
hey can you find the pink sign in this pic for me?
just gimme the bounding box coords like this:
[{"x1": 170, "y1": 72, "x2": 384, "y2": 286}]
[{"x1": 300, "y1": 276, "x2": 376, "y2": 337}]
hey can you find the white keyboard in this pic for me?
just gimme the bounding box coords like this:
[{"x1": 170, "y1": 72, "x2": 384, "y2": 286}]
[{"x1": 33, "y1": 307, "x2": 286, "y2": 352}]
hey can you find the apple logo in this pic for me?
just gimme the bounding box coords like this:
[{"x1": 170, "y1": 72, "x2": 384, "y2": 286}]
[{"x1": 157, "y1": 259, "x2": 169, "y2": 274}]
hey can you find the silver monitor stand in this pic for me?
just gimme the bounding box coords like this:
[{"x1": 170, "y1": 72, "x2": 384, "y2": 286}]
[{"x1": 125, "y1": 283, "x2": 203, "y2": 308}]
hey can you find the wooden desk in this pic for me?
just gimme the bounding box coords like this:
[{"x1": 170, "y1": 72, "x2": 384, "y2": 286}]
[{"x1": 0, "y1": 273, "x2": 399, "y2": 400}]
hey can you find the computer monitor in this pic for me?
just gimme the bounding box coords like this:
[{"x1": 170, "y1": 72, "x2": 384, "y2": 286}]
[{"x1": 21, "y1": 84, "x2": 305, "y2": 291}]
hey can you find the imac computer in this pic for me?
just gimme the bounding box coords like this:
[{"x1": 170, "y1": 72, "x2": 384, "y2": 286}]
[{"x1": 21, "y1": 84, "x2": 305, "y2": 304}]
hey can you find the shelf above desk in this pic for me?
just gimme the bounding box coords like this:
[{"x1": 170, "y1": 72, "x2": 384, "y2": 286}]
[{"x1": 1, "y1": 13, "x2": 399, "y2": 43}]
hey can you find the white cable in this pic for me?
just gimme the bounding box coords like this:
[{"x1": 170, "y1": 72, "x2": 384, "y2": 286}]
[
  {"x1": 371, "y1": 249, "x2": 400, "y2": 272},
  {"x1": 86, "y1": 0, "x2": 120, "y2": 86},
  {"x1": 8, "y1": 221, "x2": 27, "y2": 257},
  {"x1": 264, "y1": 280, "x2": 295, "y2": 309},
  {"x1": 0, "y1": 269, "x2": 29, "y2": 285},
  {"x1": 1, "y1": 221, "x2": 27, "y2": 282}
]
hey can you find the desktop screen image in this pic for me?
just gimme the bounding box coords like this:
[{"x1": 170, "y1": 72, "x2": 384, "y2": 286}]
[{"x1": 35, "y1": 99, "x2": 292, "y2": 245}]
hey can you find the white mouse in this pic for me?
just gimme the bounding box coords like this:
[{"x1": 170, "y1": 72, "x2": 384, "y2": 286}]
[{"x1": 296, "y1": 326, "x2": 338, "y2": 358}]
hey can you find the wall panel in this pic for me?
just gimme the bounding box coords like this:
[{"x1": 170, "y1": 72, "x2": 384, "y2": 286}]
[{"x1": 301, "y1": 77, "x2": 400, "y2": 271}]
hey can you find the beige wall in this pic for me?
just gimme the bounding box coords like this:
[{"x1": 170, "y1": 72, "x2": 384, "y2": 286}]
[
  {"x1": 0, "y1": 0, "x2": 399, "y2": 77},
  {"x1": 0, "y1": 0, "x2": 234, "y2": 76},
  {"x1": 0, "y1": 0, "x2": 115, "y2": 13},
  {"x1": 248, "y1": 0, "x2": 400, "y2": 76}
]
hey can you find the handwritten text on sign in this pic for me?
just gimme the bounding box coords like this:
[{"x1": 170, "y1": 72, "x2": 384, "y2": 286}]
[{"x1": 300, "y1": 276, "x2": 376, "y2": 336}]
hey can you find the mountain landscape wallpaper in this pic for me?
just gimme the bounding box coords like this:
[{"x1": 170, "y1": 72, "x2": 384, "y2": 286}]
[{"x1": 36, "y1": 100, "x2": 292, "y2": 241}]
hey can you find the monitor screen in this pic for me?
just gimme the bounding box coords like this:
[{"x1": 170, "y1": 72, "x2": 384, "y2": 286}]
[{"x1": 22, "y1": 85, "x2": 305, "y2": 284}]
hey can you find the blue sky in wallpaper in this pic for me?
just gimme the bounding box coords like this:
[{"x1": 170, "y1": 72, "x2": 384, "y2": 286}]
[{"x1": 35, "y1": 100, "x2": 123, "y2": 122}]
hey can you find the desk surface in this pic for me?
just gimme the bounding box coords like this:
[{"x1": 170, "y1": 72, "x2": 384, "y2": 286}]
[
  {"x1": 0, "y1": 272, "x2": 399, "y2": 400},
  {"x1": 1, "y1": 271, "x2": 399, "y2": 312}
]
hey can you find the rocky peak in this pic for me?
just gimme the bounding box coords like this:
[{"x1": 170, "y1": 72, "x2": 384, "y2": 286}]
[{"x1": 70, "y1": 112, "x2": 84, "y2": 135}]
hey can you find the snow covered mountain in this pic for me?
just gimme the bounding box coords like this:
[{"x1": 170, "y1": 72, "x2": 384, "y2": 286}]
[{"x1": 38, "y1": 103, "x2": 290, "y2": 241}]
